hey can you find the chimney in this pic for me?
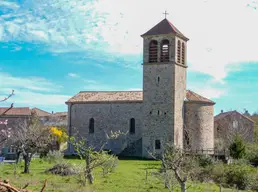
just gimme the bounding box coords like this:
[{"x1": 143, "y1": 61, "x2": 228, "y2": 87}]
[{"x1": 221, "y1": 110, "x2": 223, "y2": 113}]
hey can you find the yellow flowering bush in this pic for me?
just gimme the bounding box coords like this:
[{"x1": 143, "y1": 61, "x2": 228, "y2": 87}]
[{"x1": 50, "y1": 126, "x2": 68, "y2": 144}]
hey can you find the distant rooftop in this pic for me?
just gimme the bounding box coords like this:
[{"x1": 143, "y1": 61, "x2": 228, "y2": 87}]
[
  {"x1": 31, "y1": 107, "x2": 51, "y2": 117},
  {"x1": 0, "y1": 107, "x2": 31, "y2": 116}
]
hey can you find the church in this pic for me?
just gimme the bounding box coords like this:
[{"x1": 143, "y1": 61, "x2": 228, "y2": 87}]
[{"x1": 66, "y1": 17, "x2": 215, "y2": 158}]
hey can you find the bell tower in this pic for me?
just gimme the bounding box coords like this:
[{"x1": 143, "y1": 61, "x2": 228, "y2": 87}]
[{"x1": 141, "y1": 17, "x2": 189, "y2": 158}]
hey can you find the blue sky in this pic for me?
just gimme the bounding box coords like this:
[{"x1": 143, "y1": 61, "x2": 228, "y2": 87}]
[{"x1": 0, "y1": 0, "x2": 258, "y2": 115}]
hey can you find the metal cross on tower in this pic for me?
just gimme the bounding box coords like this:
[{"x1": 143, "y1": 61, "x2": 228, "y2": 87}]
[{"x1": 163, "y1": 10, "x2": 169, "y2": 18}]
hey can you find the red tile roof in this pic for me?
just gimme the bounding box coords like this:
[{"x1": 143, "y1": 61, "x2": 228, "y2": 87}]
[
  {"x1": 66, "y1": 90, "x2": 214, "y2": 104},
  {"x1": 185, "y1": 90, "x2": 215, "y2": 104},
  {"x1": 53, "y1": 112, "x2": 67, "y2": 117},
  {"x1": 0, "y1": 107, "x2": 31, "y2": 116},
  {"x1": 141, "y1": 19, "x2": 189, "y2": 41},
  {"x1": 31, "y1": 108, "x2": 51, "y2": 117},
  {"x1": 66, "y1": 91, "x2": 143, "y2": 104}
]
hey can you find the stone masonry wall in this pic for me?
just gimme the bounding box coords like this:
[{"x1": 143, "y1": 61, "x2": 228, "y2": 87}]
[
  {"x1": 214, "y1": 112, "x2": 254, "y2": 148},
  {"x1": 142, "y1": 35, "x2": 187, "y2": 158},
  {"x1": 184, "y1": 102, "x2": 214, "y2": 152},
  {"x1": 174, "y1": 62, "x2": 186, "y2": 148},
  {"x1": 68, "y1": 102, "x2": 143, "y2": 156},
  {"x1": 142, "y1": 63, "x2": 175, "y2": 158}
]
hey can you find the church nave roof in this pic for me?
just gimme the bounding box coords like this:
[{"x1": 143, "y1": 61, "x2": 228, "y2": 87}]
[{"x1": 66, "y1": 90, "x2": 214, "y2": 104}]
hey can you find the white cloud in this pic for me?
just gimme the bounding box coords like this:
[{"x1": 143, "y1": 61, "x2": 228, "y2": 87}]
[
  {"x1": 0, "y1": 72, "x2": 70, "y2": 107},
  {"x1": 1, "y1": 0, "x2": 258, "y2": 81},
  {"x1": 0, "y1": 1, "x2": 20, "y2": 9},
  {"x1": 14, "y1": 90, "x2": 70, "y2": 106},
  {"x1": 0, "y1": 89, "x2": 70, "y2": 107},
  {"x1": 68, "y1": 73, "x2": 80, "y2": 78},
  {"x1": 0, "y1": 72, "x2": 61, "y2": 92},
  {"x1": 190, "y1": 86, "x2": 226, "y2": 100}
]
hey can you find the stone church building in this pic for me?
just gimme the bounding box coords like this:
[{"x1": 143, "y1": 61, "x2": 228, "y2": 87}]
[{"x1": 66, "y1": 18, "x2": 215, "y2": 158}]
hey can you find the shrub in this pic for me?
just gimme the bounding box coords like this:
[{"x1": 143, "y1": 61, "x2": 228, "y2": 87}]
[
  {"x1": 45, "y1": 150, "x2": 64, "y2": 163},
  {"x1": 245, "y1": 144, "x2": 258, "y2": 166},
  {"x1": 223, "y1": 163, "x2": 257, "y2": 190},
  {"x1": 198, "y1": 155, "x2": 214, "y2": 167},
  {"x1": 229, "y1": 135, "x2": 246, "y2": 159},
  {"x1": 101, "y1": 155, "x2": 119, "y2": 176},
  {"x1": 46, "y1": 162, "x2": 79, "y2": 176},
  {"x1": 211, "y1": 162, "x2": 226, "y2": 184}
]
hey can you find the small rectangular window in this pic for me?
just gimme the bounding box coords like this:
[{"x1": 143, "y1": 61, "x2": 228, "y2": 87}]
[
  {"x1": 155, "y1": 140, "x2": 161, "y2": 149},
  {"x1": 130, "y1": 118, "x2": 135, "y2": 134},
  {"x1": 89, "y1": 118, "x2": 94, "y2": 134}
]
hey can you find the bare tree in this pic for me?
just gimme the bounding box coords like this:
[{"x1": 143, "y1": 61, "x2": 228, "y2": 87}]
[
  {"x1": 69, "y1": 129, "x2": 126, "y2": 186},
  {"x1": 147, "y1": 142, "x2": 197, "y2": 192},
  {"x1": 0, "y1": 90, "x2": 14, "y2": 148},
  {"x1": 12, "y1": 112, "x2": 52, "y2": 173}
]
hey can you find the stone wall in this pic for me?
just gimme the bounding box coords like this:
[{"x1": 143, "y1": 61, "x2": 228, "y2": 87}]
[
  {"x1": 184, "y1": 102, "x2": 214, "y2": 153},
  {"x1": 67, "y1": 102, "x2": 143, "y2": 156},
  {"x1": 173, "y1": 60, "x2": 187, "y2": 148},
  {"x1": 0, "y1": 116, "x2": 28, "y2": 158},
  {"x1": 141, "y1": 35, "x2": 187, "y2": 158},
  {"x1": 142, "y1": 63, "x2": 175, "y2": 158},
  {"x1": 214, "y1": 112, "x2": 254, "y2": 148}
]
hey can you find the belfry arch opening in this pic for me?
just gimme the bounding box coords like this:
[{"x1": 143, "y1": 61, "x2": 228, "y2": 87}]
[
  {"x1": 160, "y1": 39, "x2": 169, "y2": 62},
  {"x1": 182, "y1": 42, "x2": 185, "y2": 64},
  {"x1": 149, "y1": 40, "x2": 158, "y2": 63},
  {"x1": 177, "y1": 40, "x2": 181, "y2": 63}
]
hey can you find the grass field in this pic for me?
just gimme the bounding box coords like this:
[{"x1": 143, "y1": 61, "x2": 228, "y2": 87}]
[{"x1": 0, "y1": 158, "x2": 253, "y2": 192}]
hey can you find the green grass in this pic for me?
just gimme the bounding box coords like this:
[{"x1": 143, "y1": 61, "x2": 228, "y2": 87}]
[{"x1": 0, "y1": 158, "x2": 254, "y2": 192}]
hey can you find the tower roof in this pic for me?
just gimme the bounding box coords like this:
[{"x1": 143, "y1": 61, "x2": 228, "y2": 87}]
[{"x1": 141, "y1": 18, "x2": 189, "y2": 41}]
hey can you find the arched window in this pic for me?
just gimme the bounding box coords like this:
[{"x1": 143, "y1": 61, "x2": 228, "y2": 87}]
[
  {"x1": 160, "y1": 39, "x2": 169, "y2": 62},
  {"x1": 177, "y1": 40, "x2": 181, "y2": 63},
  {"x1": 182, "y1": 42, "x2": 185, "y2": 64},
  {"x1": 149, "y1": 40, "x2": 158, "y2": 63},
  {"x1": 130, "y1": 118, "x2": 135, "y2": 134},
  {"x1": 89, "y1": 118, "x2": 94, "y2": 134}
]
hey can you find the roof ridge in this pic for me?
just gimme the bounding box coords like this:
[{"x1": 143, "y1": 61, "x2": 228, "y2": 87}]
[
  {"x1": 79, "y1": 91, "x2": 143, "y2": 93},
  {"x1": 32, "y1": 107, "x2": 51, "y2": 113},
  {"x1": 215, "y1": 110, "x2": 255, "y2": 123}
]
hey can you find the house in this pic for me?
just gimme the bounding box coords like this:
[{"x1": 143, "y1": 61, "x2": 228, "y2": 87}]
[
  {"x1": 214, "y1": 110, "x2": 255, "y2": 148},
  {"x1": 0, "y1": 107, "x2": 31, "y2": 159}
]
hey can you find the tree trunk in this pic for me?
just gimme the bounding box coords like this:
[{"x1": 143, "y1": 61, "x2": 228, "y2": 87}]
[
  {"x1": 23, "y1": 154, "x2": 31, "y2": 173},
  {"x1": 85, "y1": 152, "x2": 94, "y2": 185},
  {"x1": 15, "y1": 152, "x2": 20, "y2": 164},
  {"x1": 181, "y1": 182, "x2": 186, "y2": 192}
]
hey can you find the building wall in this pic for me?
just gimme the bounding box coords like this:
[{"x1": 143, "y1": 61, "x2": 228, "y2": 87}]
[
  {"x1": 173, "y1": 62, "x2": 187, "y2": 148},
  {"x1": 68, "y1": 102, "x2": 143, "y2": 156},
  {"x1": 214, "y1": 113, "x2": 254, "y2": 148},
  {"x1": 184, "y1": 102, "x2": 214, "y2": 153},
  {"x1": 142, "y1": 63, "x2": 175, "y2": 158},
  {"x1": 142, "y1": 35, "x2": 187, "y2": 158},
  {"x1": 0, "y1": 116, "x2": 28, "y2": 159}
]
